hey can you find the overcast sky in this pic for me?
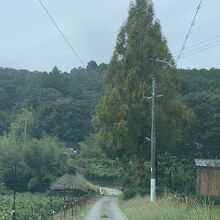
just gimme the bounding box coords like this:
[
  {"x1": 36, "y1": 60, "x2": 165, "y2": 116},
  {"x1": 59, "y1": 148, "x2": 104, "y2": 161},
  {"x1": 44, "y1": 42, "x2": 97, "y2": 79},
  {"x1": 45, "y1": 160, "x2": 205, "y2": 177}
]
[{"x1": 0, "y1": 0, "x2": 219, "y2": 72}]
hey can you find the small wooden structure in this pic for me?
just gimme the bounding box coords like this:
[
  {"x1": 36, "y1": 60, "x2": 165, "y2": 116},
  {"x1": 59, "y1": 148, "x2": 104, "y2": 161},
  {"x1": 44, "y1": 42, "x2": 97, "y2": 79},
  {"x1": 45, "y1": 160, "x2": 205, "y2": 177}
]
[
  {"x1": 195, "y1": 159, "x2": 220, "y2": 197},
  {"x1": 50, "y1": 167, "x2": 91, "y2": 196}
]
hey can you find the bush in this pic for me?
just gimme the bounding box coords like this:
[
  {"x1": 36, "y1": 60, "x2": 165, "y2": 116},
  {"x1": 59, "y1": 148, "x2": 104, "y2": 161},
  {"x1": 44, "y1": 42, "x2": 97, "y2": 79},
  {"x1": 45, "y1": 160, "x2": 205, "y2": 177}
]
[
  {"x1": 123, "y1": 188, "x2": 137, "y2": 200},
  {"x1": 136, "y1": 188, "x2": 149, "y2": 196},
  {"x1": 0, "y1": 183, "x2": 8, "y2": 195}
]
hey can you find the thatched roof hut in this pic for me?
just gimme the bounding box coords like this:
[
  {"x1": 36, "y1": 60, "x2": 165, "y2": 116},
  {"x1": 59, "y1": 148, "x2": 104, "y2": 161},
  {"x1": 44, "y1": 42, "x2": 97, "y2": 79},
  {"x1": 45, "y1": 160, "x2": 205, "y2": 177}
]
[{"x1": 50, "y1": 167, "x2": 91, "y2": 196}]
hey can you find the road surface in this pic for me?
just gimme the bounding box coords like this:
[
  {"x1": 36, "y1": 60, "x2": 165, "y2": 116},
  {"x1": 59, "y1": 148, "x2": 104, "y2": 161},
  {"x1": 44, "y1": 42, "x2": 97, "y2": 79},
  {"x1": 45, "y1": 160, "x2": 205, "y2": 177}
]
[{"x1": 83, "y1": 188, "x2": 127, "y2": 220}]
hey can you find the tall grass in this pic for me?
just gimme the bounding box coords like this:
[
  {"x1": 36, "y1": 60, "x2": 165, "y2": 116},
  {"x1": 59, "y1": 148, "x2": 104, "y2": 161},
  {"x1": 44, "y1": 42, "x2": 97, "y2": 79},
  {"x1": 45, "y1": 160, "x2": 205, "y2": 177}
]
[{"x1": 120, "y1": 195, "x2": 218, "y2": 220}]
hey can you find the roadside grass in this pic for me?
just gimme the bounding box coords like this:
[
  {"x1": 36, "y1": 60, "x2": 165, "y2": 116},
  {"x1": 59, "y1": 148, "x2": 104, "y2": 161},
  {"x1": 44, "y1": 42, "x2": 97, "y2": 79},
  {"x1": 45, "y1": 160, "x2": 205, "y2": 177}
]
[
  {"x1": 119, "y1": 195, "x2": 220, "y2": 220},
  {"x1": 211, "y1": 207, "x2": 220, "y2": 219}
]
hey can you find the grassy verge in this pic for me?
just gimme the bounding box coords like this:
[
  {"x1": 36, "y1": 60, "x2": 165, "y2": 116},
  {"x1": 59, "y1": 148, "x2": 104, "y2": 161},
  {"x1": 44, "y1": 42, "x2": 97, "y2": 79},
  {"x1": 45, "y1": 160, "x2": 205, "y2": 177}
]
[
  {"x1": 119, "y1": 195, "x2": 220, "y2": 220},
  {"x1": 211, "y1": 207, "x2": 220, "y2": 219}
]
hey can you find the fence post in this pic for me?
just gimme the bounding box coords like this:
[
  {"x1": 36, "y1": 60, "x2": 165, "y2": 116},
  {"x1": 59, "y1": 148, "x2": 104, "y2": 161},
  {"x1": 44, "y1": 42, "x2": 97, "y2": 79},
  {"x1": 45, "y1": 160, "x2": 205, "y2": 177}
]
[
  {"x1": 12, "y1": 191, "x2": 16, "y2": 220},
  {"x1": 50, "y1": 195, "x2": 54, "y2": 220}
]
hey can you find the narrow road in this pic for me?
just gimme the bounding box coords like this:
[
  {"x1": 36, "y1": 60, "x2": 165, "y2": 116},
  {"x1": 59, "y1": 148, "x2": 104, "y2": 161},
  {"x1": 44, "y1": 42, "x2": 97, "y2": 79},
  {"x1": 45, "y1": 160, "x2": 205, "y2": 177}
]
[{"x1": 83, "y1": 188, "x2": 127, "y2": 220}]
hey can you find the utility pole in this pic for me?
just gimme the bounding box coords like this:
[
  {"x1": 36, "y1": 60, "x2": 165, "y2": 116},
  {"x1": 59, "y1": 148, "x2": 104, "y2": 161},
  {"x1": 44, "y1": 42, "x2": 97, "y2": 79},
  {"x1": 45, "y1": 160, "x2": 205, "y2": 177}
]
[
  {"x1": 24, "y1": 118, "x2": 28, "y2": 144},
  {"x1": 150, "y1": 58, "x2": 157, "y2": 202},
  {"x1": 149, "y1": 58, "x2": 173, "y2": 202},
  {"x1": 12, "y1": 164, "x2": 17, "y2": 220}
]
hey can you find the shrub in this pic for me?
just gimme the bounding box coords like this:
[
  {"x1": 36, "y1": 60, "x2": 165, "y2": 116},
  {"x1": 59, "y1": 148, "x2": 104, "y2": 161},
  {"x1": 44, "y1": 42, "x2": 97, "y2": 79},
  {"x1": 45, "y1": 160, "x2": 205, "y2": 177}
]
[
  {"x1": 123, "y1": 188, "x2": 137, "y2": 200},
  {"x1": 0, "y1": 183, "x2": 8, "y2": 195}
]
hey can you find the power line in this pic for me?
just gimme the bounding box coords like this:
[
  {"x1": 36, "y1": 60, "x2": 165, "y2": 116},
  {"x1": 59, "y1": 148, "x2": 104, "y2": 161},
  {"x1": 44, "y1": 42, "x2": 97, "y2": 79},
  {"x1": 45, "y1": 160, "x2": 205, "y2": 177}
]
[
  {"x1": 37, "y1": 0, "x2": 85, "y2": 67},
  {"x1": 174, "y1": 40, "x2": 220, "y2": 59},
  {"x1": 176, "y1": 0, "x2": 203, "y2": 63},
  {"x1": 173, "y1": 35, "x2": 220, "y2": 56},
  {"x1": 180, "y1": 40, "x2": 220, "y2": 56},
  {"x1": 179, "y1": 41, "x2": 220, "y2": 59}
]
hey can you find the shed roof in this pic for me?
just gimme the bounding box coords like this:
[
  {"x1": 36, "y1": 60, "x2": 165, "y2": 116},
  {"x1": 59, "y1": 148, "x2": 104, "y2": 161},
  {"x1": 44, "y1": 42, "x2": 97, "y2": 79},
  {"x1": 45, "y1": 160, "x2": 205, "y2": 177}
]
[
  {"x1": 50, "y1": 172, "x2": 87, "y2": 191},
  {"x1": 195, "y1": 159, "x2": 220, "y2": 167}
]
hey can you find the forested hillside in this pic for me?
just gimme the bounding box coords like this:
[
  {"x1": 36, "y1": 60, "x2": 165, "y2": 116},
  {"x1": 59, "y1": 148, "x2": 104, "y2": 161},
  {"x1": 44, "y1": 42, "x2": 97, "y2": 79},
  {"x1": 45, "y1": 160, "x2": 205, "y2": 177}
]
[
  {"x1": 180, "y1": 68, "x2": 220, "y2": 95},
  {"x1": 0, "y1": 64, "x2": 219, "y2": 149},
  {"x1": 0, "y1": 59, "x2": 220, "y2": 194},
  {"x1": 0, "y1": 61, "x2": 106, "y2": 147},
  {"x1": 180, "y1": 69, "x2": 220, "y2": 160}
]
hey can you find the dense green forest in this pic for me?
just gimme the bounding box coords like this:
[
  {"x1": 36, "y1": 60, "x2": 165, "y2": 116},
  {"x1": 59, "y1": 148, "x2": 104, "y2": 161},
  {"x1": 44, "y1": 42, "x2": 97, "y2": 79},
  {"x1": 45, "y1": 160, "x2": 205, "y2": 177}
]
[
  {"x1": 0, "y1": 61, "x2": 108, "y2": 192},
  {"x1": 0, "y1": 62, "x2": 220, "y2": 194},
  {"x1": 0, "y1": 61, "x2": 106, "y2": 147}
]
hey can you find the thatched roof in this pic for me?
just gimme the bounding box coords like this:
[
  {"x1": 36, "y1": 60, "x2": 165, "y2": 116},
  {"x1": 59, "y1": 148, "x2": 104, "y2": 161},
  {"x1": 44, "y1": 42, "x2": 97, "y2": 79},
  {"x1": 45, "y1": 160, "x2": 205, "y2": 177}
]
[{"x1": 51, "y1": 172, "x2": 87, "y2": 191}]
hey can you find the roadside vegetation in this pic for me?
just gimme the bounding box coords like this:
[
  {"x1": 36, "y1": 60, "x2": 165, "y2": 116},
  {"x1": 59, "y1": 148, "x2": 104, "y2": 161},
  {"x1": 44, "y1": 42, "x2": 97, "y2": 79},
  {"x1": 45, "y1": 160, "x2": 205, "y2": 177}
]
[
  {"x1": 0, "y1": 192, "x2": 98, "y2": 220},
  {"x1": 120, "y1": 195, "x2": 220, "y2": 220},
  {"x1": 71, "y1": 134, "x2": 120, "y2": 186},
  {"x1": 0, "y1": 193, "x2": 72, "y2": 220}
]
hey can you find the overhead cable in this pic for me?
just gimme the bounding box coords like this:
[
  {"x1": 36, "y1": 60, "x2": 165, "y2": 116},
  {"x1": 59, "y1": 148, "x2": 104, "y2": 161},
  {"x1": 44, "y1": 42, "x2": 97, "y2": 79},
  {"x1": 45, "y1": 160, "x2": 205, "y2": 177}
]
[
  {"x1": 176, "y1": 0, "x2": 203, "y2": 63},
  {"x1": 173, "y1": 35, "x2": 220, "y2": 56},
  {"x1": 37, "y1": 0, "x2": 85, "y2": 67},
  {"x1": 179, "y1": 42, "x2": 220, "y2": 59},
  {"x1": 180, "y1": 40, "x2": 220, "y2": 56}
]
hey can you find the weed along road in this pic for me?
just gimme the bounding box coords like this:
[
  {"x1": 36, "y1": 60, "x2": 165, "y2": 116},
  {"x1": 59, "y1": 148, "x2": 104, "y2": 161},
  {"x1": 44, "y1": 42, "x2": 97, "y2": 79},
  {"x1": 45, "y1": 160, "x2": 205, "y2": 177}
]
[{"x1": 83, "y1": 188, "x2": 127, "y2": 220}]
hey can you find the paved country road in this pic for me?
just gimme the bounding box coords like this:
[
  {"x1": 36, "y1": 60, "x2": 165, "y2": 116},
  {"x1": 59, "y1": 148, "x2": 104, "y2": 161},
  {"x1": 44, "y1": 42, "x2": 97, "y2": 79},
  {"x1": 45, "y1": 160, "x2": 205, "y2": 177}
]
[{"x1": 83, "y1": 188, "x2": 127, "y2": 220}]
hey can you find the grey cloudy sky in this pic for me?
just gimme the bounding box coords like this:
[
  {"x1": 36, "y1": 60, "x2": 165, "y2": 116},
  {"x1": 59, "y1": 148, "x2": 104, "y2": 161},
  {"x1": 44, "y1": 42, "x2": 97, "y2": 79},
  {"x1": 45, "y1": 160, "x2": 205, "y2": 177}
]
[{"x1": 0, "y1": 0, "x2": 219, "y2": 72}]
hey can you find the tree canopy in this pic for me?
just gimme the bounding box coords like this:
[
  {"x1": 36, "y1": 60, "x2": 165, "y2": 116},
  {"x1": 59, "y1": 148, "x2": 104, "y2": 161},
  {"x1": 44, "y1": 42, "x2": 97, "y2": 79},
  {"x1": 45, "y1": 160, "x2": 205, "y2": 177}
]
[
  {"x1": 94, "y1": 0, "x2": 190, "y2": 187},
  {"x1": 0, "y1": 63, "x2": 106, "y2": 147}
]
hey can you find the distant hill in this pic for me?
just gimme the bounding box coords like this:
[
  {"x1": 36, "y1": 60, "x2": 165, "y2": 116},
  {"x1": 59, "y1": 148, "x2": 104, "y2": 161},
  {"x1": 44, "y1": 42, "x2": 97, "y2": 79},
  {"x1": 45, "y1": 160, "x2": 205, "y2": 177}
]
[
  {"x1": 0, "y1": 65, "x2": 219, "y2": 147},
  {"x1": 179, "y1": 68, "x2": 220, "y2": 95},
  {"x1": 0, "y1": 61, "x2": 107, "y2": 147}
]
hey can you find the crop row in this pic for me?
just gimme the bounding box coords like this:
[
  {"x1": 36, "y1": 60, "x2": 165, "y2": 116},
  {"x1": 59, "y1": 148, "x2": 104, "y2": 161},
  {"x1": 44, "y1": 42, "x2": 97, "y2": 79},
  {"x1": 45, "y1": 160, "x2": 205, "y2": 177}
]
[{"x1": 0, "y1": 193, "x2": 72, "y2": 220}]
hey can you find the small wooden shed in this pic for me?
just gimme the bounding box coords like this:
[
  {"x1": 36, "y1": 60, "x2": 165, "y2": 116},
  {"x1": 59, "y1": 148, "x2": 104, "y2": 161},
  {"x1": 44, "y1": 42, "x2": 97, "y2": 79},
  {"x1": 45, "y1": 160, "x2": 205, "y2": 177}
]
[{"x1": 195, "y1": 159, "x2": 220, "y2": 197}]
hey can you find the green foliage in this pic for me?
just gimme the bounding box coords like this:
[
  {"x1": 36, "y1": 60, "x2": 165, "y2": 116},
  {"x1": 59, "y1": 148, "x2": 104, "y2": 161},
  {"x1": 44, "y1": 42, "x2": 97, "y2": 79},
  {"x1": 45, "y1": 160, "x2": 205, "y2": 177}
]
[
  {"x1": 0, "y1": 132, "x2": 69, "y2": 192},
  {"x1": 179, "y1": 68, "x2": 220, "y2": 95},
  {"x1": 71, "y1": 135, "x2": 120, "y2": 185},
  {"x1": 79, "y1": 134, "x2": 104, "y2": 159},
  {"x1": 94, "y1": 0, "x2": 189, "y2": 188},
  {"x1": 0, "y1": 62, "x2": 107, "y2": 192},
  {"x1": 0, "y1": 193, "x2": 72, "y2": 220},
  {"x1": 123, "y1": 187, "x2": 148, "y2": 200},
  {"x1": 0, "y1": 62, "x2": 106, "y2": 146},
  {"x1": 118, "y1": 160, "x2": 150, "y2": 189},
  {"x1": 183, "y1": 93, "x2": 220, "y2": 159},
  {"x1": 24, "y1": 137, "x2": 68, "y2": 192},
  {"x1": 120, "y1": 195, "x2": 213, "y2": 220},
  {"x1": 0, "y1": 183, "x2": 8, "y2": 195},
  {"x1": 179, "y1": 69, "x2": 220, "y2": 160},
  {"x1": 123, "y1": 188, "x2": 137, "y2": 200},
  {"x1": 73, "y1": 158, "x2": 119, "y2": 184},
  {"x1": 157, "y1": 154, "x2": 195, "y2": 194},
  {"x1": 10, "y1": 108, "x2": 35, "y2": 143}
]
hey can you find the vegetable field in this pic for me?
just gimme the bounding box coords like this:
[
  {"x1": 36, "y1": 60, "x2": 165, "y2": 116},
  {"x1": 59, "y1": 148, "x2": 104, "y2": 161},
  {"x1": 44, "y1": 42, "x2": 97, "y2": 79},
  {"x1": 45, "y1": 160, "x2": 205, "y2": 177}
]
[{"x1": 0, "y1": 193, "x2": 72, "y2": 220}]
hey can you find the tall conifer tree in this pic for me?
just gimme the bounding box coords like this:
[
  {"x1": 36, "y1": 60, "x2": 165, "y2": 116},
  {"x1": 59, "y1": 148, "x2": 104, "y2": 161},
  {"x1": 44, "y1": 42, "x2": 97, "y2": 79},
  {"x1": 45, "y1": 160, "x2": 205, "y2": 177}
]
[{"x1": 94, "y1": 0, "x2": 190, "y2": 187}]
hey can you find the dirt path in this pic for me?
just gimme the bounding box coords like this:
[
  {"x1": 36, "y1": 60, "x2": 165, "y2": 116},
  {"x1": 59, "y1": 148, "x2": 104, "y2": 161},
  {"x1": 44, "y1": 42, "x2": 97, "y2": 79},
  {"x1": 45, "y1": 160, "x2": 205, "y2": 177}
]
[
  {"x1": 83, "y1": 188, "x2": 127, "y2": 220},
  {"x1": 83, "y1": 197, "x2": 127, "y2": 220}
]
